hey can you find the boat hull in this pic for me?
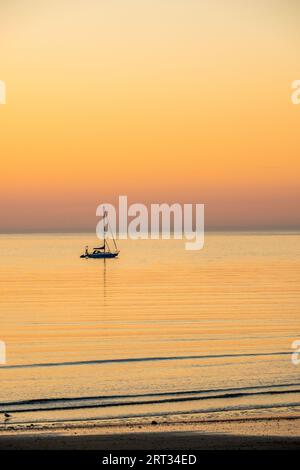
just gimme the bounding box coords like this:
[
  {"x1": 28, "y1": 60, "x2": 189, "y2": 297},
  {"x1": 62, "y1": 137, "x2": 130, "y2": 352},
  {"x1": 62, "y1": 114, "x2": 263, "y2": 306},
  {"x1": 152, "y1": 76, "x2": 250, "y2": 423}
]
[{"x1": 80, "y1": 252, "x2": 119, "y2": 259}]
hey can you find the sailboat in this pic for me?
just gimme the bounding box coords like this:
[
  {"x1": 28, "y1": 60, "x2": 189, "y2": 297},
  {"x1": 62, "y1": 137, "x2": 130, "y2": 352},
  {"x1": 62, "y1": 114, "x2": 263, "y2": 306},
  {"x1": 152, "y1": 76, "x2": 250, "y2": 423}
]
[{"x1": 80, "y1": 210, "x2": 119, "y2": 259}]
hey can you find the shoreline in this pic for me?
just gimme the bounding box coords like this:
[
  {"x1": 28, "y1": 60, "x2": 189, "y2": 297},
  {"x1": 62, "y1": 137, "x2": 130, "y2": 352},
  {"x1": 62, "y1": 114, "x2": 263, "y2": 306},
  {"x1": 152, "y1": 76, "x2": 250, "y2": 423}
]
[{"x1": 1, "y1": 415, "x2": 299, "y2": 450}]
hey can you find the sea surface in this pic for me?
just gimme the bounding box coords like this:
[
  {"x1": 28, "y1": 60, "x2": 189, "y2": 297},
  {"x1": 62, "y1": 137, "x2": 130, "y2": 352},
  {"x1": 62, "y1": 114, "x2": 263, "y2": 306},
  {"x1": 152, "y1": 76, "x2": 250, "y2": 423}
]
[{"x1": 0, "y1": 232, "x2": 299, "y2": 426}]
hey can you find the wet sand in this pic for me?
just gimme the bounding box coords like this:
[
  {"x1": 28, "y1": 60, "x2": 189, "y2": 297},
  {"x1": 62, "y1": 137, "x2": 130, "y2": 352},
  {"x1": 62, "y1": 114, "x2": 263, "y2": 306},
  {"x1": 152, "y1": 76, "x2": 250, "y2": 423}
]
[{"x1": 0, "y1": 417, "x2": 300, "y2": 450}]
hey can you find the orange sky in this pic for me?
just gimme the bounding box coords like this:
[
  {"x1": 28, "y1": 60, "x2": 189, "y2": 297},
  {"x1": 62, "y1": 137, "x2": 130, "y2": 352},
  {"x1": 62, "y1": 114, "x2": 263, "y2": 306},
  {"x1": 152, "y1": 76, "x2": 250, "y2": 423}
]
[{"x1": 0, "y1": 0, "x2": 300, "y2": 231}]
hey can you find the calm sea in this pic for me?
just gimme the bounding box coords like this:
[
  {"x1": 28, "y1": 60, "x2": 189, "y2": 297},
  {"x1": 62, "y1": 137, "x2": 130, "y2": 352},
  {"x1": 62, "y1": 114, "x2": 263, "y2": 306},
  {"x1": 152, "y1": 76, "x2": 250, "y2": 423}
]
[{"x1": 0, "y1": 233, "x2": 299, "y2": 426}]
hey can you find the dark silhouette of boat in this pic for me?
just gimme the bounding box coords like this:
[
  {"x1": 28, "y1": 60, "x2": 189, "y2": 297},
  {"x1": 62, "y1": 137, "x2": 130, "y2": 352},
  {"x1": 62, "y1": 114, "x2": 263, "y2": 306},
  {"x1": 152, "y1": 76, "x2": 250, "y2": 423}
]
[{"x1": 80, "y1": 210, "x2": 119, "y2": 259}]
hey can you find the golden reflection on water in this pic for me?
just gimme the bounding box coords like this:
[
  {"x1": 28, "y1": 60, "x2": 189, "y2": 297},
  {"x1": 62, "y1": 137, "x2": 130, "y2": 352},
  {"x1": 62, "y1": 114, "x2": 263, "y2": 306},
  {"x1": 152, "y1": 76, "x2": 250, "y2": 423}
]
[{"x1": 0, "y1": 233, "x2": 299, "y2": 423}]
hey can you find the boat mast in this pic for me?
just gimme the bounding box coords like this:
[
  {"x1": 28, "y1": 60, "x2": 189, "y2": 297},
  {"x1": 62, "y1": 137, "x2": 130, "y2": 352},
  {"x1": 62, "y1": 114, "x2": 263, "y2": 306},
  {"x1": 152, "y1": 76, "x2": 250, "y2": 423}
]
[{"x1": 103, "y1": 209, "x2": 107, "y2": 252}]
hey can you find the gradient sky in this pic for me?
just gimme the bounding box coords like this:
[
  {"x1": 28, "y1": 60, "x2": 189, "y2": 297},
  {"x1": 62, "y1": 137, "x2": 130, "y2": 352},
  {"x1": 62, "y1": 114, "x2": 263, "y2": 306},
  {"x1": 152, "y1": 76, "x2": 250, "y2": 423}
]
[{"x1": 0, "y1": 0, "x2": 300, "y2": 231}]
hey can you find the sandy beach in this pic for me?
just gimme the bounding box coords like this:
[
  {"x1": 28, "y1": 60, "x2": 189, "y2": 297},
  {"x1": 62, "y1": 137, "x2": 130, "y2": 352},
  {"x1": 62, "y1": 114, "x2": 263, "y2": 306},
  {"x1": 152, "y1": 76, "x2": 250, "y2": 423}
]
[{"x1": 0, "y1": 415, "x2": 300, "y2": 450}]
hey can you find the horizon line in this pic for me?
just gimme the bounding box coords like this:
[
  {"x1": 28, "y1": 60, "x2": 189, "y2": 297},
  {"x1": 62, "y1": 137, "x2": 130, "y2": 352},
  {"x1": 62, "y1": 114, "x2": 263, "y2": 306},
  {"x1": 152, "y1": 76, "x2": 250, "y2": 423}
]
[{"x1": 0, "y1": 227, "x2": 299, "y2": 235}]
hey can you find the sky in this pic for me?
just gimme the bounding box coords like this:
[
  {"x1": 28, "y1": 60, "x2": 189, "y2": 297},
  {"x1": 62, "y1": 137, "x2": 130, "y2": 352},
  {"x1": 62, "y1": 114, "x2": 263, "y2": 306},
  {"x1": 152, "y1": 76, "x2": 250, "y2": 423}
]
[{"x1": 0, "y1": 0, "x2": 300, "y2": 231}]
